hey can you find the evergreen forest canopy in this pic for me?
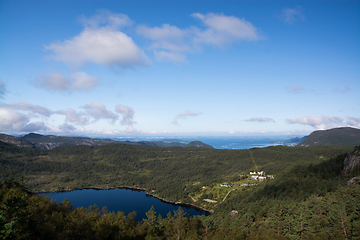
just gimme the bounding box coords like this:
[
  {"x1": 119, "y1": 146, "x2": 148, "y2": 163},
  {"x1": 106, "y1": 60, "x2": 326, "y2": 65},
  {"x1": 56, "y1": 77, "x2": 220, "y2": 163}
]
[
  {"x1": 1, "y1": 136, "x2": 360, "y2": 239},
  {"x1": 297, "y1": 127, "x2": 360, "y2": 147}
]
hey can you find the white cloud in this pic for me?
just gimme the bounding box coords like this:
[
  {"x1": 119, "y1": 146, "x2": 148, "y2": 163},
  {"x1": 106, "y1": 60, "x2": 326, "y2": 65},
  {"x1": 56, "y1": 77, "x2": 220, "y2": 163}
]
[
  {"x1": 45, "y1": 11, "x2": 149, "y2": 68},
  {"x1": 0, "y1": 102, "x2": 54, "y2": 133},
  {"x1": 0, "y1": 108, "x2": 30, "y2": 131},
  {"x1": 245, "y1": 117, "x2": 275, "y2": 123},
  {"x1": 115, "y1": 104, "x2": 136, "y2": 126},
  {"x1": 284, "y1": 85, "x2": 304, "y2": 93},
  {"x1": 137, "y1": 12, "x2": 261, "y2": 63},
  {"x1": 56, "y1": 108, "x2": 88, "y2": 125},
  {"x1": 0, "y1": 100, "x2": 139, "y2": 134},
  {"x1": 172, "y1": 110, "x2": 202, "y2": 125},
  {"x1": 71, "y1": 72, "x2": 99, "y2": 90},
  {"x1": 83, "y1": 102, "x2": 119, "y2": 123},
  {"x1": 285, "y1": 115, "x2": 360, "y2": 129},
  {"x1": 281, "y1": 6, "x2": 305, "y2": 24},
  {"x1": 35, "y1": 71, "x2": 98, "y2": 92},
  {"x1": 137, "y1": 24, "x2": 188, "y2": 43},
  {"x1": 192, "y1": 12, "x2": 261, "y2": 46}
]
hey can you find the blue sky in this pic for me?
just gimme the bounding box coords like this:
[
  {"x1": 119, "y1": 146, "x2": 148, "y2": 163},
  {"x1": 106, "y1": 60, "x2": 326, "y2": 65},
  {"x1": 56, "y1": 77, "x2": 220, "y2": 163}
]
[{"x1": 0, "y1": 0, "x2": 359, "y2": 138}]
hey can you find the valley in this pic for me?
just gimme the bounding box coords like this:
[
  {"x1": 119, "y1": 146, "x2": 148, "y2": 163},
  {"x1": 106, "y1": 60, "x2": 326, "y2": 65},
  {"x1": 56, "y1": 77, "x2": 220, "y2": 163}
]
[{"x1": 1, "y1": 128, "x2": 360, "y2": 239}]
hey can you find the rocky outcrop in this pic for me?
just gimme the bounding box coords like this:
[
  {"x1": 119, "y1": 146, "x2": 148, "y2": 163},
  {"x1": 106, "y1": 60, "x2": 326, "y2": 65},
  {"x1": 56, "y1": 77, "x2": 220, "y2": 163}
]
[
  {"x1": 343, "y1": 146, "x2": 360, "y2": 173},
  {"x1": 0, "y1": 134, "x2": 34, "y2": 148},
  {"x1": 230, "y1": 210, "x2": 238, "y2": 217},
  {"x1": 347, "y1": 176, "x2": 360, "y2": 187}
]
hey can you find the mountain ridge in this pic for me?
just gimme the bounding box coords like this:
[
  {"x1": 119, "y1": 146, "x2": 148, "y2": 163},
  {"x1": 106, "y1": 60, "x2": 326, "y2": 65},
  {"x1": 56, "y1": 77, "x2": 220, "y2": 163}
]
[
  {"x1": 0, "y1": 133, "x2": 35, "y2": 148},
  {"x1": 1, "y1": 133, "x2": 214, "y2": 149},
  {"x1": 297, "y1": 127, "x2": 360, "y2": 147}
]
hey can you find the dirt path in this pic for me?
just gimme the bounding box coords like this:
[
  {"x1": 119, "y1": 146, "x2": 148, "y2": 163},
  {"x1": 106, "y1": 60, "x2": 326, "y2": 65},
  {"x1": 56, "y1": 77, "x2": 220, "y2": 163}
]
[
  {"x1": 220, "y1": 189, "x2": 235, "y2": 204},
  {"x1": 214, "y1": 188, "x2": 235, "y2": 207},
  {"x1": 248, "y1": 150, "x2": 258, "y2": 171},
  {"x1": 188, "y1": 194, "x2": 196, "y2": 202}
]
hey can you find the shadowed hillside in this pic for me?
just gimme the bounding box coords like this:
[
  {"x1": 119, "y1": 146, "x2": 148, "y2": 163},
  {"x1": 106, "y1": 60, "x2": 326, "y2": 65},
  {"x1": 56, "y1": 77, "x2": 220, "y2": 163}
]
[{"x1": 298, "y1": 127, "x2": 360, "y2": 147}]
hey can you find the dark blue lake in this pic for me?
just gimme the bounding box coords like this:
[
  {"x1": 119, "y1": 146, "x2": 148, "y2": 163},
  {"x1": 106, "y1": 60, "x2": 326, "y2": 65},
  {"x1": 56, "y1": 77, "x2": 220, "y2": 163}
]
[{"x1": 40, "y1": 188, "x2": 209, "y2": 221}]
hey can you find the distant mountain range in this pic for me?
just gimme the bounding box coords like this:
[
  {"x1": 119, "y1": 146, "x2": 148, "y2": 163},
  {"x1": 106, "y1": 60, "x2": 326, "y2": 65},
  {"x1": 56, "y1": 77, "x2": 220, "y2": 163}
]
[
  {"x1": 20, "y1": 133, "x2": 120, "y2": 149},
  {"x1": 1, "y1": 127, "x2": 358, "y2": 150},
  {"x1": 297, "y1": 127, "x2": 360, "y2": 147},
  {"x1": 0, "y1": 133, "x2": 214, "y2": 149}
]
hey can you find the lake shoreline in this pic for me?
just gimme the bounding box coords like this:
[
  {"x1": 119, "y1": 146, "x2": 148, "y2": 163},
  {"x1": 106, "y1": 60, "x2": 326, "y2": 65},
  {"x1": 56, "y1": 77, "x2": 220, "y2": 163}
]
[{"x1": 35, "y1": 186, "x2": 212, "y2": 216}]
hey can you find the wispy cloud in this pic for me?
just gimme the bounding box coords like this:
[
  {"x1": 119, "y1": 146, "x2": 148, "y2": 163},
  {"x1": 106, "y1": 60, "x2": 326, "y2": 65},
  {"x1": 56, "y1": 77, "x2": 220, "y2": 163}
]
[
  {"x1": 245, "y1": 117, "x2": 275, "y2": 123},
  {"x1": 171, "y1": 110, "x2": 202, "y2": 125},
  {"x1": 137, "y1": 12, "x2": 262, "y2": 63},
  {"x1": 280, "y1": 6, "x2": 305, "y2": 24},
  {"x1": 334, "y1": 85, "x2": 351, "y2": 94},
  {"x1": 286, "y1": 115, "x2": 360, "y2": 129},
  {"x1": 0, "y1": 78, "x2": 6, "y2": 99},
  {"x1": 284, "y1": 84, "x2": 305, "y2": 93},
  {"x1": 34, "y1": 71, "x2": 99, "y2": 92},
  {"x1": 1, "y1": 101, "x2": 53, "y2": 117},
  {"x1": 154, "y1": 50, "x2": 188, "y2": 63},
  {"x1": 45, "y1": 10, "x2": 149, "y2": 68},
  {"x1": 56, "y1": 108, "x2": 88, "y2": 125},
  {"x1": 346, "y1": 116, "x2": 360, "y2": 127}
]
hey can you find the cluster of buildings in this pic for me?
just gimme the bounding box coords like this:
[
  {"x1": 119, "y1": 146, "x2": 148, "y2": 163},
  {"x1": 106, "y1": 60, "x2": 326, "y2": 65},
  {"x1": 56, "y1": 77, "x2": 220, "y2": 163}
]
[
  {"x1": 220, "y1": 183, "x2": 231, "y2": 187},
  {"x1": 220, "y1": 171, "x2": 275, "y2": 187},
  {"x1": 249, "y1": 171, "x2": 274, "y2": 181}
]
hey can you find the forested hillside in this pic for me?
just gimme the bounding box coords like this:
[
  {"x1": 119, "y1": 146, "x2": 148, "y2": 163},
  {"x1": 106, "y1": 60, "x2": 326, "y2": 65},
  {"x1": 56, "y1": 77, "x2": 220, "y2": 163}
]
[
  {"x1": 1, "y1": 145, "x2": 359, "y2": 239},
  {"x1": 209, "y1": 149, "x2": 360, "y2": 237},
  {"x1": 0, "y1": 141, "x2": 352, "y2": 209},
  {"x1": 298, "y1": 127, "x2": 360, "y2": 146}
]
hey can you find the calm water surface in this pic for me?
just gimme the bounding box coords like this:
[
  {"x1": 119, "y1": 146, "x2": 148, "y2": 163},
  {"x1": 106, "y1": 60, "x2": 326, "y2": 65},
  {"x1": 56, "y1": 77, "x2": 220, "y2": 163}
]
[
  {"x1": 40, "y1": 188, "x2": 208, "y2": 221},
  {"x1": 118, "y1": 136, "x2": 288, "y2": 149}
]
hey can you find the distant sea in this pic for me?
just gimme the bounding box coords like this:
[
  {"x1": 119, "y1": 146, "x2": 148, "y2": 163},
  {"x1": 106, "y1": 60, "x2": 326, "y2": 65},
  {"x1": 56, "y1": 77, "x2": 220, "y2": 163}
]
[
  {"x1": 116, "y1": 136, "x2": 291, "y2": 150},
  {"x1": 191, "y1": 137, "x2": 287, "y2": 149}
]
